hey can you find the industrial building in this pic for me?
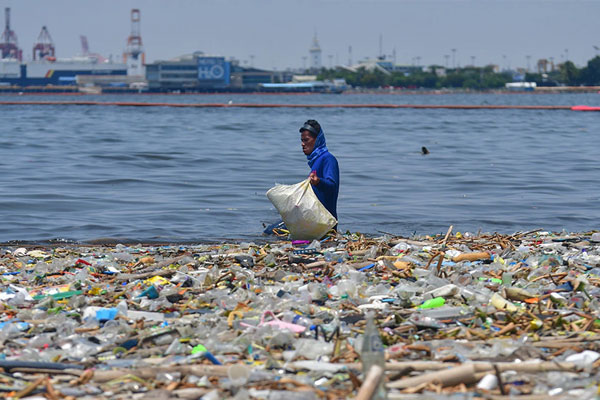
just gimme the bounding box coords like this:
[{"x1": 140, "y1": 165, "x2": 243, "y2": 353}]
[
  {"x1": 1, "y1": 7, "x2": 339, "y2": 93},
  {"x1": 0, "y1": 7, "x2": 139, "y2": 92},
  {"x1": 145, "y1": 52, "x2": 275, "y2": 92}
]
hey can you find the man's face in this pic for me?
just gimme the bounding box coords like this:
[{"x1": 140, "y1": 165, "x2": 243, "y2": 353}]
[{"x1": 301, "y1": 130, "x2": 316, "y2": 155}]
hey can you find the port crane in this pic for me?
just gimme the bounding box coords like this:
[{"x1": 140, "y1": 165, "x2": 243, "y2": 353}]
[
  {"x1": 0, "y1": 7, "x2": 22, "y2": 60},
  {"x1": 79, "y1": 35, "x2": 106, "y2": 63},
  {"x1": 32, "y1": 26, "x2": 55, "y2": 60},
  {"x1": 123, "y1": 9, "x2": 145, "y2": 75}
]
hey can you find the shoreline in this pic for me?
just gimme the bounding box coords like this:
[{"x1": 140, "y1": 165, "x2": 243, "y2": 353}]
[{"x1": 0, "y1": 227, "x2": 585, "y2": 248}]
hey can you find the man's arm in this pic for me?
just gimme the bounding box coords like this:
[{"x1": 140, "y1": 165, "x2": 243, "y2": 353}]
[{"x1": 315, "y1": 156, "x2": 339, "y2": 193}]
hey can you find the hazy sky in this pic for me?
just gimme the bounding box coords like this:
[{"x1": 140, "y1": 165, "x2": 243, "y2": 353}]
[{"x1": 4, "y1": 0, "x2": 600, "y2": 70}]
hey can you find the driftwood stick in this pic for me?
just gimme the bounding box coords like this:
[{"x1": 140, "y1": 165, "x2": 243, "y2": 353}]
[
  {"x1": 14, "y1": 376, "x2": 46, "y2": 399},
  {"x1": 91, "y1": 365, "x2": 229, "y2": 383},
  {"x1": 435, "y1": 225, "x2": 453, "y2": 276},
  {"x1": 387, "y1": 363, "x2": 478, "y2": 389},
  {"x1": 488, "y1": 361, "x2": 579, "y2": 373},
  {"x1": 383, "y1": 361, "x2": 452, "y2": 371},
  {"x1": 387, "y1": 361, "x2": 581, "y2": 389},
  {"x1": 356, "y1": 365, "x2": 384, "y2": 400},
  {"x1": 454, "y1": 335, "x2": 600, "y2": 346},
  {"x1": 435, "y1": 252, "x2": 445, "y2": 276},
  {"x1": 530, "y1": 272, "x2": 568, "y2": 283},
  {"x1": 442, "y1": 225, "x2": 454, "y2": 245},
  {"x1": 306, "y1": 261, "x2": 327, "y2": 269},
  {"x1": 452, "y1": 252, "x2": 491, "y2": 263},
  {"x1": 385, "y1": 360, "x2": 580, "y2": 372},
  {"x1": 341, "y1": 361, "x2": 453, "y2": 372}
]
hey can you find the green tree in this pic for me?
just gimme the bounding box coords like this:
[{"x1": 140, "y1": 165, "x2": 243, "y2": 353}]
[
  {"x1": 482, "y1": 71, "x2": 511, "y2": 88},
  {"x1": 315, "y1": 56, "x2": 600, "y2": 89},
  {"x1": 559, "y1": 61, "x2": 580, "y2": 85},
  {"x1": 581, "y1": 56, "x2": 600, "y2": 85},
  {"x1": 389, "y1": 73, "x2": 408, "y2": 88},
  {"x1": 442, "y1": 72, "x2": 466, "y2": 88}
]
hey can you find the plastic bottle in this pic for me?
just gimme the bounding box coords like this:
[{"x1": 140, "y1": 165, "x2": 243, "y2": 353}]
[
  {"x1": 293, "y1": 315, "x2": 314, "y2": 330},
  {"x1": 264, "y1": 253, "x2": 276, "y2": 267},
  {"x1": 307, "y1": 240, "x2": 321, "y2": 250},
  {"x1": 281, "y1": 311, "x2": 313, "y2": 329},
  {"x1": 116, "y1": 300, "x2": 128, "y2": 316},
  {"x1": 361, "y1": 312, "x2": 387, "y2": 399},
  {"x1": 501, "y1": 272, "x2": 513, "y2": 287},
  {"x1": 419, "y1": 297, "x2": 445, "y2": 309}
]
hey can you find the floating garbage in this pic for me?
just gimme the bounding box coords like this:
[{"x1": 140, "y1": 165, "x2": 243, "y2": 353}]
[{"x1": 0, "y1": 228, "x2": 599, "y2": 398}]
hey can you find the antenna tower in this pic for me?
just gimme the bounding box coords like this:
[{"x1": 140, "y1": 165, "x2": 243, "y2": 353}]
[{"x1": 348, "y1": 45, "x2": 352, "y2": 66}]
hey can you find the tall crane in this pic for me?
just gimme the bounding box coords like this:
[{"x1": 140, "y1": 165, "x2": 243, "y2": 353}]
[
  {"x1": 79, "y1": 35, "x2": 106, "y2": 62},
  {"x1": 80, "y1": 35, "x2": 89, "y2": 55},
  {"x1": 0, "y1": 7, "x2": 22, "y2": 60},
  {"x1": 33, "y1": 26, "x2": 55, "y2": 60},
  {"x1": 123, "y1": 8, "x2": 145, "y2": 74}
]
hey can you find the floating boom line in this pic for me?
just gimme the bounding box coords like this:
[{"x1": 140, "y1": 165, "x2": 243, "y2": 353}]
[{"x1": 0, "y1": 101, "x2": 598, "y2": 111}]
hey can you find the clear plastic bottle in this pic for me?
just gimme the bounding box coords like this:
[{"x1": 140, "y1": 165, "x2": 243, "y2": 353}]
[
  {"x1": 361, "y1": 312, "x2": 387, "y2": 399},
  {"x1": 264, "y1": 253, "x2": 276, "y2": 267},
  {"x1": 281, "y1": 311, "x2": 313, "y2": 329}
]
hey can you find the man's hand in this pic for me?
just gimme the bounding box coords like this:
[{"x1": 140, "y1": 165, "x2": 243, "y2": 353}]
[{"x1": 309, "y1": 170, "x2": 320, "y2": 186}]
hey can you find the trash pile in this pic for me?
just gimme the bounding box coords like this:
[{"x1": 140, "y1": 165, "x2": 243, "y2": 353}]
[{"x1": 1, "y1": 228, "x2": 600, "y2": 399}]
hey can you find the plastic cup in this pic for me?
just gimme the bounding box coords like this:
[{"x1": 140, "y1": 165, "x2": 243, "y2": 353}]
[{"x1": 227, "y1": 364, "x2": 250, "y2": 385}]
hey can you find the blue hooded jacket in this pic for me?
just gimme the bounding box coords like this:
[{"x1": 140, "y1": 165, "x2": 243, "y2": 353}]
[{"x1": 307, "y1": 129, "x2": 339, "y2": 220}]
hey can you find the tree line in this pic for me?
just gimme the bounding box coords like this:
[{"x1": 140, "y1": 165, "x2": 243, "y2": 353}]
[{"x1": 316, "y1": 56, "x2": 600, "y2": 89}]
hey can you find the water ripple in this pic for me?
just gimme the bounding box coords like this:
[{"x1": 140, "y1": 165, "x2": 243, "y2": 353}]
[{"x1": 1, "y1": 92, "x2": 599, "y2": 242}]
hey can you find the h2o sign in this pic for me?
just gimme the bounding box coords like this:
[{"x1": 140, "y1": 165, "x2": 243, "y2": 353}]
[
  {"x1": 199, "y1": 64, "x2": 224, "y2": 79},
  {"x1": 198, "y1": 57, "x2": 230, "y2": 82}
]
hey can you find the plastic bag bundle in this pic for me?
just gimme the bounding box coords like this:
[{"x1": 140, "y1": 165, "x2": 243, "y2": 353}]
[{"x1": 266, "y1": 178, "x2": 337, "y2": 240}]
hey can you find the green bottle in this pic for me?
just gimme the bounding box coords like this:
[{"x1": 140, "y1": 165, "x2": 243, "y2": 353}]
[{"x1": 419, "y1": 297, "x2": 445, "y2": 309}]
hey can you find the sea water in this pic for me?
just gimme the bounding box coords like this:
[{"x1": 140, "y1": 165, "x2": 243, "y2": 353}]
[{"x1": 1, "y1": 92, "x2": 599, "y2": 243}]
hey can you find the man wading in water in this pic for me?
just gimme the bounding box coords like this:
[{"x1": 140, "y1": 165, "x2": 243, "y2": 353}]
[{"x1": 300, "y1": 120, "x2": 339, "y2": 229}]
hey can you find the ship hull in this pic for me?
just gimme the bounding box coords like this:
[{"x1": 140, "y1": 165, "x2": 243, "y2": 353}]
[{"x1": 0, "y1": 59, "x2": 127, "y2": 87}]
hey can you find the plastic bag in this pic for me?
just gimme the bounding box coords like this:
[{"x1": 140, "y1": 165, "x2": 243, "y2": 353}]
[{"x1": 266, "y1": 178, "x2": 337, "y2": 240}]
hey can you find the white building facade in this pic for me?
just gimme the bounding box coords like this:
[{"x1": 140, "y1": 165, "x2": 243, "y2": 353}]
[{"x1": 309, "y1": 35, "x2": 322, "y2": 70}]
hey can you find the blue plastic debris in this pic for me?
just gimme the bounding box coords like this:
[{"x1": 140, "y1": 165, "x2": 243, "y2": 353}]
[{"x1": 96, "y1": 308, "x2": 118, "y2": 322}]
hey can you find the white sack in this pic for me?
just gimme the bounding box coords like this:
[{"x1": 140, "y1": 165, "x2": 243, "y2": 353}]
[{"x1": 266, "y1": 178, "x2": 337, "y2": 240}]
